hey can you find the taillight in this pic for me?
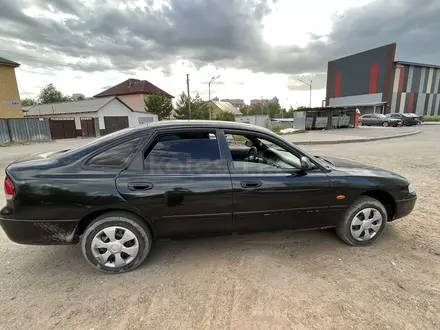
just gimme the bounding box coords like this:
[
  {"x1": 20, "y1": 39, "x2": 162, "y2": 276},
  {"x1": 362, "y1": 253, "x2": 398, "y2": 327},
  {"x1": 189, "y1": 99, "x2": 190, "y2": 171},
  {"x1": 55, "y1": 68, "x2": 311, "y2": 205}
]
[{"x1": 4, "y1": 177, "x2": 15, "y2": 200}]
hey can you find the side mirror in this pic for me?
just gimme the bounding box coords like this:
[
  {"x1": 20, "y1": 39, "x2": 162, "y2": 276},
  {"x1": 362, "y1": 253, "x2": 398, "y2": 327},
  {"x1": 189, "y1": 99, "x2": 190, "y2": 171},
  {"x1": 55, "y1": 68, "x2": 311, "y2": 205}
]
[{"x1": 300, "y1": 156, "x2": 312, "y2": 171}]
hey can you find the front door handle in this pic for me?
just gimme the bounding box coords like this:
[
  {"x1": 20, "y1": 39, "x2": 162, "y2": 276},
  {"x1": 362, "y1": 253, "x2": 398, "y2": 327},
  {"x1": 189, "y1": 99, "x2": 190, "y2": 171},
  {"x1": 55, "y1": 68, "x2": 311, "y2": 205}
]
[
  {"x1": 127, "y1": 182, "x2": 153, "y2": 191},
  {"x1": 240, "y1": 181, "x2": 262, "y2": 188}
]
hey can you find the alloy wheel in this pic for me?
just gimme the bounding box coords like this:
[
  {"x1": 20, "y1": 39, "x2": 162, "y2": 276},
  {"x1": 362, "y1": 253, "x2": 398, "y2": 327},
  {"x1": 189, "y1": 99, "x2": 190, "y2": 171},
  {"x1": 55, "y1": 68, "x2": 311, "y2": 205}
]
[
  {"x1": 91, "y1": 226, "x2": 140, "y2": 268},
  {"x1": 350, "y1": 208, "x2": 383, "y2": 241}
]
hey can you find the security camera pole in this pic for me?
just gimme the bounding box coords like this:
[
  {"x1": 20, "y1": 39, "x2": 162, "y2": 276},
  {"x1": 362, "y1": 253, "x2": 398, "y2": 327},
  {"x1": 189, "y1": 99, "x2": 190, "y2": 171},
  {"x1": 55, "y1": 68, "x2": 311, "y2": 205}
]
[
  {"x1": 186, "y1": 74, "x2": 191, "y2": 119},
  {"x1": 208, "y1": 75, "x2": 220, "y2": 120},
  {"x1": 297, "y1": 79, "x2": 312, "y2": 108}
]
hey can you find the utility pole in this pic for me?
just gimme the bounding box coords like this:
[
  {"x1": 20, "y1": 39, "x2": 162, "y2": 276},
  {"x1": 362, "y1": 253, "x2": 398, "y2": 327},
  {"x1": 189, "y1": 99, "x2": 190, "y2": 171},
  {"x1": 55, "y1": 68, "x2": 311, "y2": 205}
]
[
  {"x1": 297, "y1": 79, "x2": 312, "y2": 108},
  {"x1": 208, "y1": 75, "x2": 220, "y2": 120},
  {"x1": 186, "y1": 74, "x2": 191, "y2": 120}
]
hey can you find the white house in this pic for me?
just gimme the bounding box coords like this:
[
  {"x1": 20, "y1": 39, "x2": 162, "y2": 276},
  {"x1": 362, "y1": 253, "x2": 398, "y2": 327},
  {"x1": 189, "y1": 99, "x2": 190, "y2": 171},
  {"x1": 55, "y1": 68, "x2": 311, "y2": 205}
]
[{"x1": 24, "y1": 96, "x2": 157, "y2": 139}]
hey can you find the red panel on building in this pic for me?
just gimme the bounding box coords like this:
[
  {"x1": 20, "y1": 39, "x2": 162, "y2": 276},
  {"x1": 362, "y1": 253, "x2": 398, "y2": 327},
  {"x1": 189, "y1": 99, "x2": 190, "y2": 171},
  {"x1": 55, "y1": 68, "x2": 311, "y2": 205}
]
[
  {"x1": 398, "y1": 66, "x2": 406, "y2": 92},
  {"x1": 334, "y1": 72, "x2": 342, "y2": 97},
  {"x1": 408, "y1": 93, "x2": 415, "y2": 113},
  {"x1": 369, "y1": 63, "x2": 379, "y2": 94}
]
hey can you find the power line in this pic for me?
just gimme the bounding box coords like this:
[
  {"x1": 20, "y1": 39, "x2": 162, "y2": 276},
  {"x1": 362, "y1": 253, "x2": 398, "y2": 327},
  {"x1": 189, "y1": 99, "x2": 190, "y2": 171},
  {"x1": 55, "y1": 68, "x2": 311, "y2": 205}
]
[
  {"x1": 0, "y1": 49, "x2": 68, "y2": 67},
  {"x1": 17, "y1": 83, "x2": 37, "y2": 100}
]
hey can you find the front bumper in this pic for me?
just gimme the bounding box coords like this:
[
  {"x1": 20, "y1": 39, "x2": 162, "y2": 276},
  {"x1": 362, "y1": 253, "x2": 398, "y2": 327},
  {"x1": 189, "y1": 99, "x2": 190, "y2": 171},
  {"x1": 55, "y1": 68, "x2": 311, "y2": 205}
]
[
  {"x1": 0, "y1": 218, "x2": 79, "y2": 245},
  {"x1": 391, "y1": 194, "x2": 417, "y2": 221}
]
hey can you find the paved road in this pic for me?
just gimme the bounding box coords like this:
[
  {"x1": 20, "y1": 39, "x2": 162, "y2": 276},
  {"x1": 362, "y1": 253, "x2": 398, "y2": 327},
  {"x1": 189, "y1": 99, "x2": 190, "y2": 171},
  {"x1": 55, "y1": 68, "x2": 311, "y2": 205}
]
[{"x1": 0, "y1": 126, "x2": 439, "y2": 329}]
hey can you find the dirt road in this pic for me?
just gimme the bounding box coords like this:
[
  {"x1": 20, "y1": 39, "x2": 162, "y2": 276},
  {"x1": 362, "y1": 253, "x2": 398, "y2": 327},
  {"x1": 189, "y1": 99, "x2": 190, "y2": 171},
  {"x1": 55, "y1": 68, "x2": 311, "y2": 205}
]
[{"x1": 0, "y1": 126, "x2": 439, "y2": 329}]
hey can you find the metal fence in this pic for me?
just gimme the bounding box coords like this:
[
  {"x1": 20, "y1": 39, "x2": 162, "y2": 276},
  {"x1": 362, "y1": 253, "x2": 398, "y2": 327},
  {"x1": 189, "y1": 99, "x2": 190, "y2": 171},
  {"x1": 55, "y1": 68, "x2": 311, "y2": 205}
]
[
  {"x1": 0, "y1": 118, "x2": 52, "y2": 143},
  {"x1": 293, "y1": 112, "x2": 306, "y2": 130},
  {"x1": 0, "y1": 120, "x2": 9, "y2": 143}
]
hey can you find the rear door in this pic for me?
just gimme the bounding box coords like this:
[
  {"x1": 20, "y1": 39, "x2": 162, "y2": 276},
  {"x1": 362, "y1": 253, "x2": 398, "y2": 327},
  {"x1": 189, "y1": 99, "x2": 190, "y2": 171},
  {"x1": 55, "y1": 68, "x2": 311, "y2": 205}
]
[{"x1": 116, "y1": 128, "x2": 233, "y2": 239}]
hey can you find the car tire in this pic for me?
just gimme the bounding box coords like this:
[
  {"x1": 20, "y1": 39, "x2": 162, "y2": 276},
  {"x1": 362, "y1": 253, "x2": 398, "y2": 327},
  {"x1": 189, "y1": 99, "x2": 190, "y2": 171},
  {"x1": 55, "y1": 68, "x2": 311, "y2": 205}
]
[
  {"x1": 382, "y1": 121, "x2": 389, "y2": 127},
  {"x1": 335, "y1": 196, "x2": 387, "y2": 246},
  {"x1": 358, "y1": 121, "x2": 363, "y2": 126},
  {"x1": 81, "y1": 211, "x2": 152, "y2": 274}
]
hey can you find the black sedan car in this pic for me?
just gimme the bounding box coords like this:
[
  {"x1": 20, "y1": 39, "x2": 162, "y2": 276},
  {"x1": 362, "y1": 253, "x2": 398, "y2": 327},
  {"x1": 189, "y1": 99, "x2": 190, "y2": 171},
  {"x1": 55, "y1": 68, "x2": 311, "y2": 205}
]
[
  {"x1": 359, "y1": 114, "x2": 401, "y2": 127},
  {"x1": 386, "y1": 113, "x2": 419, "y2": 126},
  {"x1": 1, "y1": 121, "x2": 417, "y2": 273}
]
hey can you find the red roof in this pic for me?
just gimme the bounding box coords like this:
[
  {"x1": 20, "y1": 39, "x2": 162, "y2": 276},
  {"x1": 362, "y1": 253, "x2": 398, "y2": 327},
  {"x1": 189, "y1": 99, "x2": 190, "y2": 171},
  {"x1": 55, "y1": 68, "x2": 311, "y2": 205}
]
[{"x1": 94, "y1": 78, "x2": 173, "y2": 98}]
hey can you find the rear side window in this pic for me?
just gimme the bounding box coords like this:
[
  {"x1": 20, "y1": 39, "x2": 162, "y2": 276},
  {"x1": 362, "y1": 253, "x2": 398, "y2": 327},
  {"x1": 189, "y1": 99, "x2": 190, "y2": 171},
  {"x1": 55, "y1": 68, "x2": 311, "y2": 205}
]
[
  {"x1": 87, "y1": 138, "x2": 141, "y2": 167},
  {"x1": 144, "y1": 132, "x2": 223, "y2": 174}
]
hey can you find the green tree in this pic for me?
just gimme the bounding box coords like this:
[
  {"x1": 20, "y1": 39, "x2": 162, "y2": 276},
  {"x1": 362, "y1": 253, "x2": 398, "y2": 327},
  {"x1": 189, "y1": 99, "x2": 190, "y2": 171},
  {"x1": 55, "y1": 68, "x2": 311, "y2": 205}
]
[
  {"x1": 247, "y1": 105, "x2": 263, "y2": 115},
  {"x1": 37, "y1": 84, "x2": 72, "y2": 104},
  {"x1": 296, "y1": 105, "x2": 307, "y2": 110},
  {"x1": 266, "y1": 100, "x2": 281, "y2": 118},
  {"x1": 174, "y1": 92, "x2": 210, "y2": 120},
  {"x1": 20, "y1": 98, "x2": 36, "y2": 106},
  {"x1": 145, "y1": 94, "x2": 173, "y2": 120},
  {"x1": 215, "y1": 111, "x2": 235, "y2": 121}
]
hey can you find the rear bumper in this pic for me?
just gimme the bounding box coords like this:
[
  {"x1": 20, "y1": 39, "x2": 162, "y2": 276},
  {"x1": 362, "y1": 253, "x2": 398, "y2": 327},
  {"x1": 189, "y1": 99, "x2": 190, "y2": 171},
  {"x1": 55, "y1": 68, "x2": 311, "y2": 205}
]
[
  {"x1": 391, "y1": 194, "x2": 417, "y2": 221},
  {"x1": 0, "y1": 217, "x2": 79, "y2": 245}
]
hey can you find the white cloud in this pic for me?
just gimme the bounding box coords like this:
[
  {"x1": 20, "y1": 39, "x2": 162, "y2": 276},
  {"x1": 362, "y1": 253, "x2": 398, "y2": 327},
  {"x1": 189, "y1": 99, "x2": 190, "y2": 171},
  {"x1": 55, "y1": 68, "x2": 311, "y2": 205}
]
[{"x1": 7, "y1": 0, "x2": 427, "y2": 110}]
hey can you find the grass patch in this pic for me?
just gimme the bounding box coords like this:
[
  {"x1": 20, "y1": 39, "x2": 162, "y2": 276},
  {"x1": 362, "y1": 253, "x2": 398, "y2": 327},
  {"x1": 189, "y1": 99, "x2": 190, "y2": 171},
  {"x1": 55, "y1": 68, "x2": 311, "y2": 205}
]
[{"x1": 424, "y1": 116, "x2": 440, "y2": 122}]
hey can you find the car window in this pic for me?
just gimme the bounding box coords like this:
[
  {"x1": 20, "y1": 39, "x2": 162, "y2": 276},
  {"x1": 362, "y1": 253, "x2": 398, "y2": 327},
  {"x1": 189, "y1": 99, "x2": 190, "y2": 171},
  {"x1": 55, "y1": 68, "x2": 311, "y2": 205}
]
[
  {"x1": 87, "y1": 138, "x2": 142, "y2": 167},
  {"x1": 362, "y1": 115, "x2": 371, "y2": 118},
  {"x1": 144, "y1": 132, "x2": 223, "y2": 174},
  {"x1": 225, "y1": 132, "x2": 302, "y2": 172}
]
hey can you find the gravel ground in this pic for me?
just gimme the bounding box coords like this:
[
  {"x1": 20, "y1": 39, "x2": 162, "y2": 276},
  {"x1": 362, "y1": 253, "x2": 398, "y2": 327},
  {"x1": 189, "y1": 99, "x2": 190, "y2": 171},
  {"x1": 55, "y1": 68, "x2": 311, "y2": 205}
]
[{"x1": 0, "y1": 126, "x2": 439, "y2": 329}]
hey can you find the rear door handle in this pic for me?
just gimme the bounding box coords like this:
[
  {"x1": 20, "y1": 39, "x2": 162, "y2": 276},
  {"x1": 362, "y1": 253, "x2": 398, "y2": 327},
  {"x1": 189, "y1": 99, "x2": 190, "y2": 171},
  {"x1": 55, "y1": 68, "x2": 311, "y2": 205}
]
[
  {"x1": 127, "y1": 182, "x2": 153, "y2": 191},
  {"x1": 240, "y1": 181, "x2": 262, "y2": 188}
]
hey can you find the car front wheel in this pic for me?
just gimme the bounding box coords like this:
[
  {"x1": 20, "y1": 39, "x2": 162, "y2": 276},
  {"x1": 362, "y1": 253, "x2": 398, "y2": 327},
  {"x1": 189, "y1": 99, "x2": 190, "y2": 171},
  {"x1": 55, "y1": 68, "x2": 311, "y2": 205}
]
[
  {"x1": 81, "y1": 211, "x2": 152, "y2": 273},
  {"x1": 336, "y1": 197, "x2": 387, "y2": 246}
]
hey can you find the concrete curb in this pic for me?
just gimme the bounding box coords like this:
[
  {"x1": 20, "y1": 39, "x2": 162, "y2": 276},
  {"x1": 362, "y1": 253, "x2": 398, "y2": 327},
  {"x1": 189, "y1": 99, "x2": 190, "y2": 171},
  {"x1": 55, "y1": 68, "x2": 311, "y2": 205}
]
[{"x1": 292, "y1": 130, "x2": 421, "y2": 146}]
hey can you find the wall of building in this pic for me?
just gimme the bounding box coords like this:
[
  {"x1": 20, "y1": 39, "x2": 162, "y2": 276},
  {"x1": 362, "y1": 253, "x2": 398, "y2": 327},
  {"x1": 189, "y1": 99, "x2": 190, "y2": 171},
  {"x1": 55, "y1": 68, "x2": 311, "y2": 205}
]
[
  {"x1": 119, "y1": 94, "x2": 145, "y2": 112},
  {"x1": 326, "y1": 43, "x2": 396, "y2": 111},
  {"x1": 390, "y1": 64, "x2": 440, "y2": 116},
  {"x1": 26, "y1": 99, "x2": 158, "y2": 130},
  {"x1": 0, "y1": 65, "x2": 23, "y2": 118}
]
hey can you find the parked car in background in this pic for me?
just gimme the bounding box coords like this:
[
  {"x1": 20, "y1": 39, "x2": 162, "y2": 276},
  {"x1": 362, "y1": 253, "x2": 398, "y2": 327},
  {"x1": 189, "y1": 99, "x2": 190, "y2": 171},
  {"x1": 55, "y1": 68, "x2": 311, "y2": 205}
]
[
  {"x1": 1, "y1": 121, "x2": 417, "y2": 273},
  {"x1": 386, "y1": 113, "x2": 418, "y2": 126},
  {"x1": 406, "y1": 113, "x2": 423, "y2": 124},
  {"x1": 359, "y1": 114, "x2": 401, "y2": 127}
]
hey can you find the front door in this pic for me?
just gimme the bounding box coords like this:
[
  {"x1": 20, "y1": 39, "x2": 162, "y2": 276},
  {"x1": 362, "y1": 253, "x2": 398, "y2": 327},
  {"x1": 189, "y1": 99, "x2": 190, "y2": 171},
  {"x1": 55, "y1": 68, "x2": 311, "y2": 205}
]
[
  {"x1": 221, "y1": 130, "x2": 331, "y2": 234},
  {"x1": 116, "y1": 129, "x2": 233, "y2": 239}
]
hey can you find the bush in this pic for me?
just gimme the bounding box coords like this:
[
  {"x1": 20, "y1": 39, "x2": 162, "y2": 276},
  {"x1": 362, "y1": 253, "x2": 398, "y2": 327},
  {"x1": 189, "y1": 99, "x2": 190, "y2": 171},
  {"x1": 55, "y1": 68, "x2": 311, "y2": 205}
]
[{"x1": 424, "y1": 116, "x2": 440, "y2": 122}]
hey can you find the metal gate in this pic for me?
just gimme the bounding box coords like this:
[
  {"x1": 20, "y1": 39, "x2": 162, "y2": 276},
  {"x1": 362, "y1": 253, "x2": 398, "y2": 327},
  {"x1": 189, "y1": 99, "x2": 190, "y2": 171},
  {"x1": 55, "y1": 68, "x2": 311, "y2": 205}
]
[
  {"x1": 103, "y1": 116, "x2": 129, "y2": 135},
  {"x1": 80, "y1": 117, "x2": 95, "y2": 137},
  {"x1": 49, "y1": 118, "x2": 76, "y2": 139}
]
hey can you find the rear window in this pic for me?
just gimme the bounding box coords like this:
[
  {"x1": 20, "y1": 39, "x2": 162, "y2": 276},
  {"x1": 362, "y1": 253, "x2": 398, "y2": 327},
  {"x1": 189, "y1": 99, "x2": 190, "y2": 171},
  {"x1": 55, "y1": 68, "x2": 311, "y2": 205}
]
[{"x1": 87, "y1": 138, "x2": 141, "y2": 167}]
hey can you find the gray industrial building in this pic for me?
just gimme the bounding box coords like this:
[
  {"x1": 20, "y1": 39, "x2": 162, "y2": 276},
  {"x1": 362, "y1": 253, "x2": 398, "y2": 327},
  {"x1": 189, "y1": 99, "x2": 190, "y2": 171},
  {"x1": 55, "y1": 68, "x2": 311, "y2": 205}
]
[{"x1": 326, "y1": 43, "x2": 440, "y2": 116}]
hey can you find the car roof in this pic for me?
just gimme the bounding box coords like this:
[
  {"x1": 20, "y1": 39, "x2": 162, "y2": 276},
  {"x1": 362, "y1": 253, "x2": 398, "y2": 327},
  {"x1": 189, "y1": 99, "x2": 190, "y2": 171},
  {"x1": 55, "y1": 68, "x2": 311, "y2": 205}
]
[{"x1": 146, "y1": 120, "x2": 266, "y2": 131}]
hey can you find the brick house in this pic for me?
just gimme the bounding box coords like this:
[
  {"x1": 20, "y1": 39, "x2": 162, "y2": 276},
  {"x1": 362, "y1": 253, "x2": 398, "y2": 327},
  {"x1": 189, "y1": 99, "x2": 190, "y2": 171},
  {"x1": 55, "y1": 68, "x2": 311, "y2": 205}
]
[
  {"x1": 94, "y1": 78, "x2": 173, "y2": 112},
  {"x1": 0, "y1": 57, "x2": 23, "y2": 118}
]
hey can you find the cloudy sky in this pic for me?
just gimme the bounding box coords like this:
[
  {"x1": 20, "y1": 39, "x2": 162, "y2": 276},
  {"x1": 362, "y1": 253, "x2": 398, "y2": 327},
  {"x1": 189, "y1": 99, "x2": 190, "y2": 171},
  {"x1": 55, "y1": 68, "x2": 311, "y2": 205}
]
[{"x1": 1, "y1": 0, "x2": 439, "y2": 108}]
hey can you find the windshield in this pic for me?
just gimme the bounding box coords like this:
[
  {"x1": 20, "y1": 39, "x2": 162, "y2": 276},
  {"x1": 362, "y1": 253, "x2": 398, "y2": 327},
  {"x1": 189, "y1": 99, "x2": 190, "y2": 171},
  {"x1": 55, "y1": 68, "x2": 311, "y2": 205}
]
[{"x1": 376, "y1": 114, "x2": 386, "y2": 118}]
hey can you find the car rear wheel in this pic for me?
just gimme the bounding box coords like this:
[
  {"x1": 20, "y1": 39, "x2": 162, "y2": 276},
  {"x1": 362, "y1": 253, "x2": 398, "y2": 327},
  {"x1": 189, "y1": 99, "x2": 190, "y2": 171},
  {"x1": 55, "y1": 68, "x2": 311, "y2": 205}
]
[
  {"x1": 358, "y1": 121, "x2": 363, "y2": 126},
  {"x1": 335, "y1": 197, "x2": 387, "y2": 246},
  {"x1": 81, "y1": 211, "x2": 152, "y2": 273},
  {"x1": 382, "y1": 121, "x2": 389, "y2": 127}
]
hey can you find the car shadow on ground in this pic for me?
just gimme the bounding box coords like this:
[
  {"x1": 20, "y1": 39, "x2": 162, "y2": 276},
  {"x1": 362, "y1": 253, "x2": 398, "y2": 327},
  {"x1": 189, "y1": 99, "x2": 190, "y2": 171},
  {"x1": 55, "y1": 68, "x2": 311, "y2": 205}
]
[{"x1": 8, "y1": 224, "x2": 402, "y2": 276}]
